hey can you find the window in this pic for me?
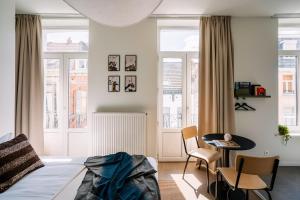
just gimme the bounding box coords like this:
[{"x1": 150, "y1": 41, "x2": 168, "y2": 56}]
[
  {"x1": 278, "y1": 22, "x2": 300, "y2": 129},
  {"x1": 158, "y1": 20, "x2": 199, "y2": 160},
  {"x1": 282, "y1": 74, "x2": 295, "y2": 94},
  {"x1": 68, "y1": 59, "x2": 88, "y2": 128},
  {"x1": 43, "y1": 29, "x2": 89, "y2": 52},
  {"x1": 159, "y1": 27, "x2": 199, "y2": 130},
  {"x1": 43, "y1": 28, "x2": 88, "y2": 134},
  {"x1": 162, "y1": 57, "x2": 183, "y2": 128},
  {"x1": 160, "y1": 29, "x2": 199, "y2": 52},
  {"x1": 278, "y1": 27, "x2": 300, "y2": 50},
  {"x1": 44, "y1": 59, "x2": 60, "y2": 129}
]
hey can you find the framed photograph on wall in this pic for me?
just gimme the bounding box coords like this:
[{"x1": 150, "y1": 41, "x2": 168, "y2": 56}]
[
  {"x1": 125, "y1": 55, "x2": 137, "y2": 71},
  {"x1": 108, "y1": 55, "x2": 120, "y2": 71},
  {"x1": 125, "y1": 75, "x2": 137, "y2": 92},
  {"x1": 108, "y1": 75, "x2": 120, "y2": 92}
]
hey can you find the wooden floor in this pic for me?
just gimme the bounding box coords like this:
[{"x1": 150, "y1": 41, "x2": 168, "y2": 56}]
[{"x1": 158, "y1": 162, "x2": 261, "y2": 200}]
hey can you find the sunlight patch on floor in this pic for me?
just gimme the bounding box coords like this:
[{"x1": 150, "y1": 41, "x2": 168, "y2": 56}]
[{"x1": 171, "y1": 174, "x2": 211, "y2": 200}]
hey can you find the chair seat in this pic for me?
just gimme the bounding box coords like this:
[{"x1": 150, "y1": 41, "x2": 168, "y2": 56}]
[
  {"x1": 218, "y1": 168, "x2": 268, "y2": 190},
  {"x1": 189, "y1": 148, "x2": 221, "y2": 163}
]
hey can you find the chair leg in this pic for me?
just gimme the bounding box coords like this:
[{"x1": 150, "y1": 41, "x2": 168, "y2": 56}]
[
  {"x1": 246, "y1": 190, "x2": 249, "y2": 200},
  {"x1": 215, "y1": 171, "x2": 219, "y2": 200},
  {"x1": 205, "y1": 161, "x2": 210, "y2": 193},
  {"x1": 265, "y1": 189, "x2": 272, "y2": 200},
  {"x1": 198, "y1": 160, "x2": 202, "y2": 169},
  {"x1": 183, "y1": 155, "x2": 191, "y2": 179}
]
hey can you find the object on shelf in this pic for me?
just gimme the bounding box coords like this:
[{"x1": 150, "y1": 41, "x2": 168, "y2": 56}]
[
  {"x1": 235, "y1": 82, "x2": 251, "y2": 96},
  {"x1": 250, "y1": 84, "x2": 261, "y2": 95},
  {"x1": 256, "y1": 86, "x2": 266, "y2": 96}
]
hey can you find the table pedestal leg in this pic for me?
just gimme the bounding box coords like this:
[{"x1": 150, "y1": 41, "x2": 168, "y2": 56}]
[{"x1": 224, "y1": 149, "x2": 230, "y2": 167}]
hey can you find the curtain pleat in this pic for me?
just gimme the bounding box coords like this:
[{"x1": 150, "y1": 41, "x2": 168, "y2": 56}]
[
  {"x1": 198, "y1": 16, "x2": 235, "y2": 169},
  {"x1": 15, "y1": 15, "x2": 44, "y2": 155}
]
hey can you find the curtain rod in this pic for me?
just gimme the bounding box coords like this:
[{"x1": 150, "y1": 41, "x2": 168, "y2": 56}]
[
  {"x1": 38, "y1": 13, "x2": 206, "y2": 19},
  {"x1": 150, "y1": 14, "x2": 210, "y2": 19},
  {"x1": 36, "y1": 13, "x2": 86, "y2": 19},
  {"x1": 272, "y1": 13, "x2": 300, "y2": 18},
  {"x1": 25, "y1": 13, "x2": 300, "y2": 19},
  {"x1": 34, "y1": 12, "x2": 300, "y2": 20}
]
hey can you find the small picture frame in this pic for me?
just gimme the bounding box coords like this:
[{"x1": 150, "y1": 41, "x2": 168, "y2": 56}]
[
  {"x1": 125, "y1": 75, "x2": 137, "y2": 92},
  {"x1": 125, "y1": 55, "x2": 137, "y2": 71},
  {"x1": 108, "y1": 55, "x2": 120, "y2": 71},
  {"x1": 108, "y1": 75, "x2": 120, "y2": 92}
]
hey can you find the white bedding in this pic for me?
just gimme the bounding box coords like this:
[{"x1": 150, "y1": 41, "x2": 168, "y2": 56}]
[{"x1": 0, "y1": 156, "x2": 158, "y2": 200}]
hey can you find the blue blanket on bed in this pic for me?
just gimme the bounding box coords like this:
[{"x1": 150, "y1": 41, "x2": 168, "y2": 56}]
[{"x1": 75, "y1": 152, "x2": 160, "y2": 200}]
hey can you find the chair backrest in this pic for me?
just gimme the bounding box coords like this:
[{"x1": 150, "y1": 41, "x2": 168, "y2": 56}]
[
  {"x1": 181, "y1": 126, "x2": 199, "y2": 155},
  {"x1": 234, "y1": 154, "x2": 280, "y2": 190},
  {"x1": 235, "y1": 154, "x2": 279, "y2": 176},
  {"x1": 181, "y1": 126, "x2": 198, "y2": 140}
]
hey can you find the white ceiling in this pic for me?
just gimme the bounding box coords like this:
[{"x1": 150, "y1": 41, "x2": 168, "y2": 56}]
[{"x1": 15, "y1": 0, "x2": 300, "y2": 17}]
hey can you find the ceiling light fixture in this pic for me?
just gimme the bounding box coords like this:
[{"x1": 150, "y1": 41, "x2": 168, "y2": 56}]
[{"x1": 63, "y1": 0, "x2": 163, "y2": 27}]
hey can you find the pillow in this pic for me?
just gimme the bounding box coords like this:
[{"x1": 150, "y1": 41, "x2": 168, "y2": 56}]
[
  {"x1": 0, "y1": 133, "x2": 14, "y2": 144},
  {"x1": 0, "y1": 134, "x2": 44, "y2": 193}
]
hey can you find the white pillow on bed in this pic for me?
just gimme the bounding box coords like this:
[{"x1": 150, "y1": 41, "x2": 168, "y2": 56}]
[{"x1": 0, "y1": 132, "x2": 14, "y2": 144}]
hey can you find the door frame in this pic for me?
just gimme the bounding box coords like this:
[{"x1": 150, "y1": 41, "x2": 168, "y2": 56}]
[{"x1": 157, "y1": 51, "x2": 198, "y2": 161}]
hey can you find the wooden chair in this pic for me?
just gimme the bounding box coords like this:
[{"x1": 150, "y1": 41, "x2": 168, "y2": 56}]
[
  {"x1": 181, "y1": 126, "x2": 222, "y2": 193},
  {"x1": 216, "y1": 154, "x2": 280, "y2": 200}
]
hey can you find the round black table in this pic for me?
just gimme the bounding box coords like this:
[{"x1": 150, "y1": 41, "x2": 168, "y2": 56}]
[
  {"x1": 202, "y1": 133, "x2": 256, "y2": 199},
  {"x1": 202, "y1": 133, "x2": 256, "y2": 167}
]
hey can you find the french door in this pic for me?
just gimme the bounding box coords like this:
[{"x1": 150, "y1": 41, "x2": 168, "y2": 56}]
[
  {"x1": 158, "y1": 52, "x2": 199, "y2": 161},
  {"x1": 43, "y1": 53, "x2": 88, "y2": 156}
]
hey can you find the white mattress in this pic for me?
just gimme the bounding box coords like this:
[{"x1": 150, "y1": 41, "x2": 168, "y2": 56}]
[{"x1": 0, "y1": 156, "x2": 158, "y2": 200}]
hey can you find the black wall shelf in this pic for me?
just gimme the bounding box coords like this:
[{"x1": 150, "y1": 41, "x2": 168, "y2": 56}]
[{"x1": 235, "y1": 95, "x2": 271, "y2": 100}]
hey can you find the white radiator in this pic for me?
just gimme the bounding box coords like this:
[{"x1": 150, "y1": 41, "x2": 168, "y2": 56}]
[{"x1": 91, "y1": 112, "x2": 147, "y2": 156}]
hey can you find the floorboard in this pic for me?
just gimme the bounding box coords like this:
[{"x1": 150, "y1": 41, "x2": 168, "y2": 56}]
[{"x1": 158, "y1": 162, "x2": 260, "y2": 200}]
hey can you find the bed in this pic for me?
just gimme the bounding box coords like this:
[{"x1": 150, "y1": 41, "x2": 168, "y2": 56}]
[
  {"x1": 0, "y1": 156, "x2": 158, "y2": 200},
  {"x1": 0, "y1": 132, "x2": 158, "y2": 199}
]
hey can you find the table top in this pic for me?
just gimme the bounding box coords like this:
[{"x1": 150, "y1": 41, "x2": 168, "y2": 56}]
[{"x1": 202, "y1": 133, "x2": 256, "y2": 151}]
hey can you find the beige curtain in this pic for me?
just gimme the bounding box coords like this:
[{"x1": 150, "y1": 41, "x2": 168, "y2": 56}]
[
  {"x1": 15, "y1": 15, "x2": 44, "y2": 155},
  {"x1": 198, "y1": 16, "x2": 235, "y2": 142}
]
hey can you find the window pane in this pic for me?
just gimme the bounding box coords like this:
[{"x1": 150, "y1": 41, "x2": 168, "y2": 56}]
[
  {"x1": 278, "y1": 56, "x2": 297, "y2": 126},
  {"x1": 68, "y1": 59, "x2": 88, "y2": 128},
  {"x1": 278, "y1": 27, "x2": 300, "y2": 50},
  {"x1": 162, "y1": 58, "x2": 183, "y2": 128},
  {"x1": 190, "y1": 57, "x2": 199, "y2": 125},
  {"x1": 43, "y1": 30, "x2": 89, "y2": 52},
  {"x1": 160, "y1": 29, "x2": 199, "y2": 52},
  {"x1": 44, "y1": 59, "x2": 60, "y2": 129}
]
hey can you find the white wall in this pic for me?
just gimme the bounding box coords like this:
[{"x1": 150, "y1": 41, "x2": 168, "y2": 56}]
[
  {"x1": 88, "y1": 19, "x2": 158, "y2": 157},
  {"x1": 87, "y1": 17, "x2": 300, "y2": 164},
  {"x1": 232, "y1": 18, "x2": 300, "y2": 166},
  {"x1": 0, "y1": 0, "x2": 15, "y2": 136}
]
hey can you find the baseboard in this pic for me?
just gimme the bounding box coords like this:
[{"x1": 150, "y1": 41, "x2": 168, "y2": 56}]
[{"x1": 279, "y1": 160, "x2": 300, "y2": 166}]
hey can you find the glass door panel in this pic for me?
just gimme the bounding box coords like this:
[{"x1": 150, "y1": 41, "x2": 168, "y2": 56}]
[
  {"x1": 188, "y1": 55, "x2": 199, "y2": 126},
  {"x1": 68, "y1": 58, "x2": 88, "y2": 129},
  {"x1": 278, "y1": 55, "x2": 298, "y2": 126},
  {"x1": 44, "y1": 59, "x2": 60, "y2": 130},
  {"x1": 162, "y1": 57, "x2": 184, "y2": 129}
]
